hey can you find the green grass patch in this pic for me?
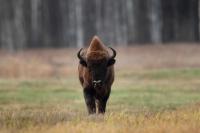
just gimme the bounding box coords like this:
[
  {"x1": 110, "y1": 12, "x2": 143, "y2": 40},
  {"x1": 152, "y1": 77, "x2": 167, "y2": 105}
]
[
  {"x1": 118, "y1": 68, "x2": 200, "y2": 80},
  {"x1": 0, "y1": 68, "x2": 200, "y2": 111}
]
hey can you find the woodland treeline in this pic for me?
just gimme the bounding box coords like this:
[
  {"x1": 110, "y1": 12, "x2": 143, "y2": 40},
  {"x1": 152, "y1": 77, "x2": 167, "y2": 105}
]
[{"x1": 0, "y1": 0, "x2": 199, "y2": 50}]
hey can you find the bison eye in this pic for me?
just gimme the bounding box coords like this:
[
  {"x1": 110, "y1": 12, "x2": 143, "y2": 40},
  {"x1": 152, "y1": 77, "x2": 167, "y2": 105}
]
[
  {"x1": 80, "y1": 60, "x2": 87, "y2": 67},
  {"x1": 107, "y1": 59, "x2": 115, "y2": 66}
]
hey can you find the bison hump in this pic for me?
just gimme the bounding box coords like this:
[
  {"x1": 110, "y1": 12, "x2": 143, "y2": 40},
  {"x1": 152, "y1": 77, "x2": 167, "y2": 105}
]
[{"x1": 87, "y1": 36, "x2": 107, "y2": 52}]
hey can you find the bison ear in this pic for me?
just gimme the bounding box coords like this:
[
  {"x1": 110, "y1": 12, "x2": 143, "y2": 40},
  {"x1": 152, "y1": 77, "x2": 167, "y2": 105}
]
[
  {"x1": 80, "y1": 60, "x2": 87, "y2": 67},
  {"x1": 107, "y1": 59, "x2": 115, "y2": 67}
]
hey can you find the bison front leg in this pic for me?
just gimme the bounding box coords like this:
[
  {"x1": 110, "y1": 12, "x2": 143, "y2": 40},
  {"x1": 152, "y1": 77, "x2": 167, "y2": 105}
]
[
  {"x1": 96, "y1": 99, "x2": 107, "y2": 114},
  {"x1": 96, "y1": 93, "x2": 110, "y2": 114},
  {"x1": 83, "y1": 89, "x2": 96, "y2": 114}
]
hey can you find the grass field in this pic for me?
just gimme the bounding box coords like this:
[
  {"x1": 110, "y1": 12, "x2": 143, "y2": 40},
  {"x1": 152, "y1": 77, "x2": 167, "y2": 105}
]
[{"x1": 0, "y1": 44, "x2": 200, "y2": 133}]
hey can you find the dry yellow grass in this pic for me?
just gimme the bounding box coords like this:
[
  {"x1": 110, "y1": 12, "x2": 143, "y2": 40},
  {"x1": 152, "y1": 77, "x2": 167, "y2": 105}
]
[{"x1": 1, "y1": 105, "x2": 200, "y2": 133}]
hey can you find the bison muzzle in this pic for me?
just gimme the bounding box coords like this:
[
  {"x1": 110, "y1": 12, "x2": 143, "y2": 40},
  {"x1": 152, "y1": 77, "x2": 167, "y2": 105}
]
[{"x1": 77, "y1": 36, "x2": 116, "y2": 114}]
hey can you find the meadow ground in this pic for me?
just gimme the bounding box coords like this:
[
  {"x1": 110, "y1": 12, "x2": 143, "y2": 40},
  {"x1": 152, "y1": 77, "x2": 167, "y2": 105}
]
[{"x1": 0, "y1": 44, "x2": 200, "y2": 133}]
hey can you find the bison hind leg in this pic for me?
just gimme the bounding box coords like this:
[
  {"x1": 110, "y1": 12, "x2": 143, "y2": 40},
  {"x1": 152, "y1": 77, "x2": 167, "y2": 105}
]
[{"x1": 83, "y1": 89, "x2": 96, "y2": 114}]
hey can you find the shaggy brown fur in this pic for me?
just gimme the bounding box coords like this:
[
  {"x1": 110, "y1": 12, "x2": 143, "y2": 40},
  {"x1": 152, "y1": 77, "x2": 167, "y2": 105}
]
[{"x1": 77, "y1": 36, "x2": 116, "y2": 114}]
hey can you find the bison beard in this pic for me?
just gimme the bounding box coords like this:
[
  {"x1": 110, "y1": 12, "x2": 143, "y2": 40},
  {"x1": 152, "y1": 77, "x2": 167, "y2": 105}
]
[{"x1": 77, "y1": 36, "x2": 116, "y2": 114}]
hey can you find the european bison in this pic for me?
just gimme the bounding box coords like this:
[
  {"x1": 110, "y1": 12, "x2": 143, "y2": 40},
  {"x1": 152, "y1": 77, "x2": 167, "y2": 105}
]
[{"x1": 77, "y1": 36, "x2": 116, "y2": 114}]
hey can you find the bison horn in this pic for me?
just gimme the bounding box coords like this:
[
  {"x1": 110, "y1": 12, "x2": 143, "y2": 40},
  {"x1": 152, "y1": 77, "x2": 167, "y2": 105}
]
[
  {"x1": 109, "y1": 47, "x2": 116, "y2": 59},
  {"x1": 77, "y1": 48, "x2": 84, "y2": 61}
]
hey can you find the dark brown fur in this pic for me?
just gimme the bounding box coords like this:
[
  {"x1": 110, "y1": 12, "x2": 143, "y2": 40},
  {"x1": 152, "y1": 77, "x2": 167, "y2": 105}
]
[{"x1": 77, "y1": 36, "x2": 116, "y2": 114}]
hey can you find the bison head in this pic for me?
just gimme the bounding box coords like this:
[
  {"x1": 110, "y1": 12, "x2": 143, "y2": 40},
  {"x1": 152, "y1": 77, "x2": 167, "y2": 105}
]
[{"x1": 77, "y1": 36, "x2": 116, "y2": 88}]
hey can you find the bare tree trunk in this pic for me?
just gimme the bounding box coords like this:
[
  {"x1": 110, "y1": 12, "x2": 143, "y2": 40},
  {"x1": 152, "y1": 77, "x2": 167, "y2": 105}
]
[
  {"x1": 31, "y1": 0, "x2": 41, "y2": 47},
  {"x1": 75, "y1": 0, "x2": 84, "y2": 48},
  {"x1": 149, "y1": 0, "x2": 162, "y2": 44}
]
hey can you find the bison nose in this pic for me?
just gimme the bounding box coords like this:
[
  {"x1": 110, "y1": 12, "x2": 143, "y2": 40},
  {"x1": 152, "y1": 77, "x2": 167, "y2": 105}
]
[
  {"x1": 93, "y1": 80, "x2": 102, "y2": 84},
  {"x1": 93, "y1": 80, "x2": 102, "y2": 87}
]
